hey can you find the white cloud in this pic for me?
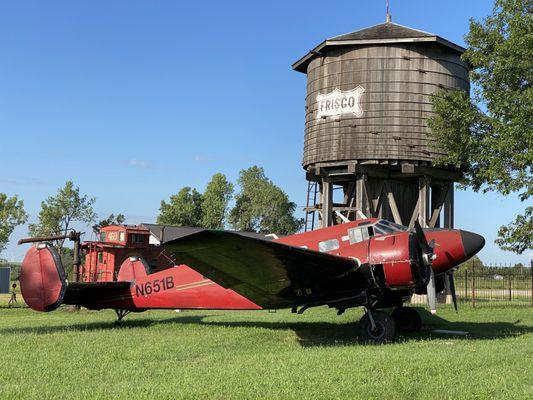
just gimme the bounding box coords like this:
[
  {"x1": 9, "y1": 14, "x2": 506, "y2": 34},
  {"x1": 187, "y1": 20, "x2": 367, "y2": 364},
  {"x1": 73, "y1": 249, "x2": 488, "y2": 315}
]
[{"x1": 127, "y1": 159, "x2": 152, "y2": 170}]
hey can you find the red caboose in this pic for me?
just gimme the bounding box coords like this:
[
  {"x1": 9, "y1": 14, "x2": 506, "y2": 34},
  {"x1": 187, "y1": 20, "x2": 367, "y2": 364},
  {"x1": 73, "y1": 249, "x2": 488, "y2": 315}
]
[{"x1": 82, "y1": 224, "x2": 173, "y2": 282}]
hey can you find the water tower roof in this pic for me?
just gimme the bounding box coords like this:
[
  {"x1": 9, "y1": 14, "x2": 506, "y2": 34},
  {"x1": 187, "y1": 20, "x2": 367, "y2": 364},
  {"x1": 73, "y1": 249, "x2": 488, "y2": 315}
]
[
  {"x1": 292, "y1": 21, "x2": 465, "y2": 73},
  {"x1": 330, "y1": 21, "x2": 433, "y2": 41}
]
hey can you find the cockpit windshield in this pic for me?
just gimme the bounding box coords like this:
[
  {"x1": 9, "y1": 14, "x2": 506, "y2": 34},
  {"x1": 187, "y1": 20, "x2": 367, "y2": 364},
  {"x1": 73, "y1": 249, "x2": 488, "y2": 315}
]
[
  {"x1": 374, "y1": 220, "x2": 408, "y2": 235},
  {"x1": 347, "y1": 220, "x2": 407, "y2": 244}
]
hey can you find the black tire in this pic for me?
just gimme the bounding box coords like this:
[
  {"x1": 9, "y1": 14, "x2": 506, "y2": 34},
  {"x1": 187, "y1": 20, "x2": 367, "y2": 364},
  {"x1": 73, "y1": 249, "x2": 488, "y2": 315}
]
[
  {"x1": 359, "y1": 310, "x2": 396, "y2": 344},
  {"x1": 392, "y1": 306, "x2": 422, "y2": 332}
]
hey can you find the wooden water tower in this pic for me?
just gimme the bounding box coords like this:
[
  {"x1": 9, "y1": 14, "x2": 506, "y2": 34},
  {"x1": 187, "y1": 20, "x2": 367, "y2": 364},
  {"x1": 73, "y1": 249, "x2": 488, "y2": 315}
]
[{"x1": 292, "y1": 19, "x2": 469, "y2": 230}]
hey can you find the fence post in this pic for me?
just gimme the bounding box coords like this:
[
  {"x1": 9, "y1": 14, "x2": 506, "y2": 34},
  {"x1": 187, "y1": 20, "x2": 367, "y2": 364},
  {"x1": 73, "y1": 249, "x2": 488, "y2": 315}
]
[
  {"x1": 472, "y1": 260, "x2": 476, "y2": 308},
  {"x1": 530, "y1": 259, "x2": 533, "y2": 307},
  {"x1": 508, "y1": 274, "x2": 512, "y2": 302},
  {"x1": 465, "y1": 269, "x2": 468, "y2": 301}
]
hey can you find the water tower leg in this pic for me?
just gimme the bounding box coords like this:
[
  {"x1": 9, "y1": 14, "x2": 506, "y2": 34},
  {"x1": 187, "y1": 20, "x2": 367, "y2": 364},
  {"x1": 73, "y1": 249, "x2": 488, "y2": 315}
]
[
  {"x1": 443, "y1": 182, "x2": 454, "y2": 229},
  {"x1": 418, "y1": 176, "x2": 431, "y2": 227},
  {"x1": 355, "y1": 174, "x2": 367, "y2": 219},
  {"x1": 443, "y1": 182, "x2": 455, "y2": 304},
  {"x1": 322, "y1": 178, "x2": 333, "y2": 227}
]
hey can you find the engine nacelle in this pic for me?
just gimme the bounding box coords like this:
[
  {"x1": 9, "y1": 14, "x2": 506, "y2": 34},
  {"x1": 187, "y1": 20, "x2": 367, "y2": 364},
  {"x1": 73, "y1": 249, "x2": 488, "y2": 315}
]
[{"x1": 369, "y1": 233, "x2": 427, "y2": 290}]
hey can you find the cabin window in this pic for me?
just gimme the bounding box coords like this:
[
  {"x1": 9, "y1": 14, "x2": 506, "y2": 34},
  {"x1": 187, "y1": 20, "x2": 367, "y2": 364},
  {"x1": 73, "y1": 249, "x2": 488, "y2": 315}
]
[
  {"x1": 97, "y1": 252, "x2": 104, "y2": 264},
  {"x1": 348, "y1": 227, "x2": 370, "y2": 244},
  {"x1": 119, "y1": 231, "x2": 125, "y2": 242},
  {"x1": 318, "y1": 239, "x2": 340, "y2": 253}
]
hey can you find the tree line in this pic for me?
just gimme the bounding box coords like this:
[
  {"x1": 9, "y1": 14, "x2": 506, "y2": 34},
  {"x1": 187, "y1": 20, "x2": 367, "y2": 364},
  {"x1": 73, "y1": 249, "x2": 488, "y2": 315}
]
[
  {"x1": 0, "y1": 166, "x2": 303, "y2": 263},
  {"x1": 157, "y1": 166, "x2": 302, "y2": 234}
]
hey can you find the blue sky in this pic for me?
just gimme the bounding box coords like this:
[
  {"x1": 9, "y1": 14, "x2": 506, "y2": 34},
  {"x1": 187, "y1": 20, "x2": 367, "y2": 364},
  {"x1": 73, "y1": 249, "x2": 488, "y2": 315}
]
[{"x1": 0, "y1": 1, "x2": 529, "y2": 265}]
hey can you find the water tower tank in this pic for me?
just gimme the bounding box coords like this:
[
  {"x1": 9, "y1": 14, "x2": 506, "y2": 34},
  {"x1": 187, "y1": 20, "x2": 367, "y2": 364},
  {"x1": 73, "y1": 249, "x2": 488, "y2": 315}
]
[{"x1": 293, "y1": 21, "x2": 469, "y2": 229}]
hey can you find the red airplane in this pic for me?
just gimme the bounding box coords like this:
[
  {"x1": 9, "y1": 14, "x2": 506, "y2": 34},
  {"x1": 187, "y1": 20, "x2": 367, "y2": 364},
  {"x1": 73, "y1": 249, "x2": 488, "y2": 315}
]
[{"x1": 18, "y1": 218, "x2": 484, "y2": 343}]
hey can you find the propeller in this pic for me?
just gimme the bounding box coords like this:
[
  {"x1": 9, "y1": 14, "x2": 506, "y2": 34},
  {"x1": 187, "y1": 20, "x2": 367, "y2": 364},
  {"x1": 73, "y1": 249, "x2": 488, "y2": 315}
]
[
  {"x1": 413, "y1": 221, "x2": 437, "y2": 314},
  {"x1": 426, "y1": 268, "x2": 437, "y2": 314},
  {"x1": 447, "y1": 271, "x2": 458, "y2": 312}
]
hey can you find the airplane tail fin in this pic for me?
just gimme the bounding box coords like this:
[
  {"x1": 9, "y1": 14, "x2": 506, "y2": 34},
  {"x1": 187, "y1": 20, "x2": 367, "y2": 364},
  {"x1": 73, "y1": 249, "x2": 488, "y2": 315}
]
[
  {"x1": 19, "y1": 243, "x2": 135, "y2": 312},
  {"x1": 19, "y1": 243, "x2": 67, "y2": 312}
]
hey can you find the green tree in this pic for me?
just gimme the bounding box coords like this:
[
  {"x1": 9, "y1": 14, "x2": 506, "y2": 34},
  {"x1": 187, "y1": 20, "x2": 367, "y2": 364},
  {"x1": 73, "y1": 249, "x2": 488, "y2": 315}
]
[
  {"x1": 92, "y1": 213, "x2": 126, "y2": 235},
  {"x1": 0, "y1": 194, "x2": 28, "y2": 254},
  {"x1": 229, "y1": 166, "x2": 303, "y2": 234},
  {"x1": 157, "y1": 187, "x2": 203, "y2": 226},
  {"x1": 495, "y1": 206, "x2": 532, "y2": 254},
  {"x1": 201, "y1": 173, "x2": 233, "y2": 229},
  {"x1": 428, "y1": 0, "x2": 532, "y2": 254},
  {"x1": 29, "y1": 181, "x2": 96, "y2": 256}
]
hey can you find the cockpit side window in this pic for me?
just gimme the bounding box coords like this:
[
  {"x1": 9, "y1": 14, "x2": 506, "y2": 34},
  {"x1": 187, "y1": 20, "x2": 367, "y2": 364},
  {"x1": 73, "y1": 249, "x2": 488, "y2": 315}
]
[{"x1": 348, "y1": 227, "x2": 370, "y2": 244}]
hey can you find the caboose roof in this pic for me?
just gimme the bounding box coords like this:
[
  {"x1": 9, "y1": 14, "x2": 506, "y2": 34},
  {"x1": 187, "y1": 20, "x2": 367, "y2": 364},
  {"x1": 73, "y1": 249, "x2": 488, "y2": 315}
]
[
  {"x1": 292, "y1": 21, "x2": 465, "y2": 73},
  {"x1": 141, "y1": 223, "x2": 278, "y2": 244}
]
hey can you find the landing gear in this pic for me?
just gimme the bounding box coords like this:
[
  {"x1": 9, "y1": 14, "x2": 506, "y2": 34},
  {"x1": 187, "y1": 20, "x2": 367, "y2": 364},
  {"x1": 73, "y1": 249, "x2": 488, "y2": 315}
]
[
  {"x1": 114, "y1": 309, "x2": 131, "y2": 324},
  {"x1": 391, "y1": 306, "x2": 422, "y2": 332},
  {"x1": 359, "y1": 309, "x2": 396, "y2": 344}
]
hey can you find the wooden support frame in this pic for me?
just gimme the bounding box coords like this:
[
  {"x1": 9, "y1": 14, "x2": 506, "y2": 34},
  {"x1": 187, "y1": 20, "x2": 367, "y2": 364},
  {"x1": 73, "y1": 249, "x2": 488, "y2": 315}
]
[
  {"x1": 428, "y1": 184, "x2": 449, "y2": 228},
  {"x1": 443, "y1": 182, "x2": 454, "y2": 229},
  {"x1": 369, "y1": 181, "x2": 385, "y2": 218},
  {"x1": 355, "y1": 174, "x2": 366, "y2": 220},
  {"x1": 309, "y1": 167, "x2": 455, "y2": 232},
  {"x1": 408, "y1": 198, "x2": 420, "y2": 228},
  {"x1": 418, "y1": 176, "x2": 431, "y2": 227},
  {"x1": 384, "y1": 181, "x2": 403, "y2": 225},
  {"x1": 321, "y1": 178, "x2": 333, "y2": 227}
]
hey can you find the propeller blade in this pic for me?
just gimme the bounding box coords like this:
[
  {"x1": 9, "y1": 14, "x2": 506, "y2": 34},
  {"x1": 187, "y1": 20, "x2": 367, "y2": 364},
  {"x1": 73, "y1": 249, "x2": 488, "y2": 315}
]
[
  {"x1": 448, "y1": 272, "x2": 458, "y2": 312},
  {"x1": 427, "y1": 267, "x2": 437, "y2": 314},
  {"x1": 413, "y1": 220, "x2": 430, "y2": 255},
  {"x1": 414, "y1": 221, "x2": 437, "y2": 313}
]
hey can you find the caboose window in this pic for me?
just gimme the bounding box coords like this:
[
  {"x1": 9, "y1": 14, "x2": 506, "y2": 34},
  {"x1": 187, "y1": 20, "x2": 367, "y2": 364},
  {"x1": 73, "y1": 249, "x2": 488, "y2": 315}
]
[
  {"x1": 100, "y1": 232, "x2": 106, "y2": 242},
  {"x1": 318, "y1": 239, "x2": 339, "y2": 252},
  {"x1": 131, "y1": 233, "x2": 145, "y2": 244},
  {"x1": 119, "y1": 231, "x2": 125, "y2": 242},
  {"x1": 97, "y1": 252, "x2": 103, "y2": 264}
]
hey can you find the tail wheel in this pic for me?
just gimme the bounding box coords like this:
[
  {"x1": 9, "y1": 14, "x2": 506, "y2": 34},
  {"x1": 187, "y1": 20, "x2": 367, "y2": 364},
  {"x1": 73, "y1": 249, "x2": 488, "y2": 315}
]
[
  {"x1": 392, "y1": 306, "x2": 422, "y2": 332},
  {"x1": 358, "y1": 310, "x2": 396, "y2": 344}
]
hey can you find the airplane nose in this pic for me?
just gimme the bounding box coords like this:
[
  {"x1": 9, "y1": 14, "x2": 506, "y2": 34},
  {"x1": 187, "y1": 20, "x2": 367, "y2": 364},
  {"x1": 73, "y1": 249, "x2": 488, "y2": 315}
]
[{"x1": 459, "y1": 230, "x2": 485, "y2": 259}]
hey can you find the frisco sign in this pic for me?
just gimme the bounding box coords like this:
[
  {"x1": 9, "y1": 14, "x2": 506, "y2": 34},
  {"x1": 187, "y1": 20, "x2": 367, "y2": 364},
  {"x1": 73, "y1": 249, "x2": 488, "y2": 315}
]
[{"x1": 316, "y1": 86, "x2": 365, "y2": 120}]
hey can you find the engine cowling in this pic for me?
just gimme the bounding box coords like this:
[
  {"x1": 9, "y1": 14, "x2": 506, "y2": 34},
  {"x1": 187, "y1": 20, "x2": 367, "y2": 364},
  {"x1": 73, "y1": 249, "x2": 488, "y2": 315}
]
[{"x1": 369, "y1": 233, "x2": 428, "y2": 290}]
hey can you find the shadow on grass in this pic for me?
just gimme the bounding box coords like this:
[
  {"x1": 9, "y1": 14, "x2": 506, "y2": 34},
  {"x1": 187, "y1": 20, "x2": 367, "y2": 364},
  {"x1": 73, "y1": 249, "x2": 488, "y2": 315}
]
[{"x1": 1, "y1": 308, "x2": 532, "y2": 347}]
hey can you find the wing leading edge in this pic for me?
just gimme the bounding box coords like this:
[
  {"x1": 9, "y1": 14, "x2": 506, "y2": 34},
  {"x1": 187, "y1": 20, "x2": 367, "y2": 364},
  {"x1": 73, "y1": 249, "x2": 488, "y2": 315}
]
[{"x1": 163, "y1": 230, "x2": 371, "y2": 309}]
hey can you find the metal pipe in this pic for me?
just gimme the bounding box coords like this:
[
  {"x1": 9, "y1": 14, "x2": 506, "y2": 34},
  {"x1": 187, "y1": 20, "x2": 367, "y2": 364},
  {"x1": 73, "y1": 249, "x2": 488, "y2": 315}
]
[{"x1": 18, "y1": 232, "x2": 77, "y2": 245}]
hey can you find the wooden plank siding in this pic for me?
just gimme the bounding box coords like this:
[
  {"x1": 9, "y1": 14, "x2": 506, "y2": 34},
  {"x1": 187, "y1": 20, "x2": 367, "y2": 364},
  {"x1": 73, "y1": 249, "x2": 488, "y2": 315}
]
[{"x1": 302, "y1": 43, "x2": 469, "y2": 168}]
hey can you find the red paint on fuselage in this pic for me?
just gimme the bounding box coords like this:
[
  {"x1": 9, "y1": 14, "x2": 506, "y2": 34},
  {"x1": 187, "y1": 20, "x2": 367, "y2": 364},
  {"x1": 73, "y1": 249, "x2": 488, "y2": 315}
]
[
  {"x1": 78, "y1": 220, "x2": 471, "y2": 311},
  {"x1": 128, "y1": 266, "x2": 261, "y2": 310}
]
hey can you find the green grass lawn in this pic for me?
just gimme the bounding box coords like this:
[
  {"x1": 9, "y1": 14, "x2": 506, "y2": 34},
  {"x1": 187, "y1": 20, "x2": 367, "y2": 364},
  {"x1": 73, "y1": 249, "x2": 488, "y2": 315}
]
[{"x1": 0, "y1": 306, "x2": 532, "y2": 400}]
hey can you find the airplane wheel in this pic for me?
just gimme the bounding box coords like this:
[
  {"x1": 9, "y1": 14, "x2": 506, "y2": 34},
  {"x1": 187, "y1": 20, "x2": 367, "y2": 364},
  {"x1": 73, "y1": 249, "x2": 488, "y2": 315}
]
[
  {"x1": 359, "y1": 310, "x2": 396, "y2": 344},
  {"x1": 392, "y1": 307, "x2": 422, "y2": 332}
]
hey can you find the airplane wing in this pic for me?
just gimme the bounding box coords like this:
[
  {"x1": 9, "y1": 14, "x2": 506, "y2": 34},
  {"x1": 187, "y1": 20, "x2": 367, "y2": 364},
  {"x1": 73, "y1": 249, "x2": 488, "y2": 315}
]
[{"x1": 164, "y1": 230, "x2": 371, "y2": 309}]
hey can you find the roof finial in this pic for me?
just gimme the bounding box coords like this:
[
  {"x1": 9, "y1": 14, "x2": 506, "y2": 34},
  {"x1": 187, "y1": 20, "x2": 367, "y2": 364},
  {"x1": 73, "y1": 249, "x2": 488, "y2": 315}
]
[{"x1": 386, "y1": 0, "x2": 392, "y2": 22}]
